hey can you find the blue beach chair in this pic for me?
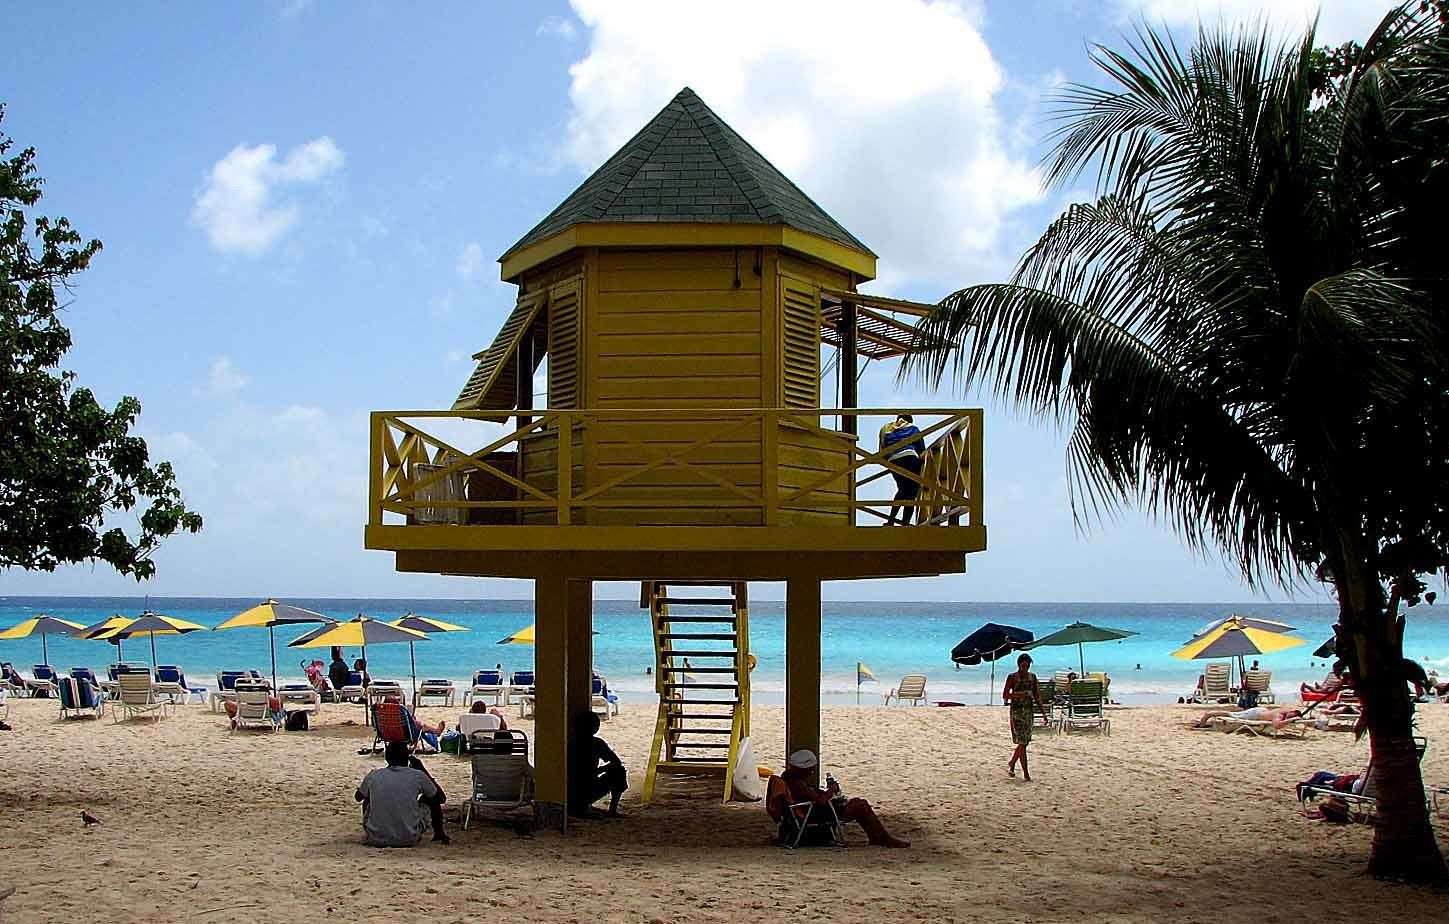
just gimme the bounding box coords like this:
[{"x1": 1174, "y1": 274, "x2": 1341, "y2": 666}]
[
  {"x1": 155, "y1": 665, "x2": 205, "y2": 705},
  {"x1": 466, "y1": 669, "x2": 506, "y2": 706},
  {"x1": 506, "y1": 670, "x2": 535, "y2": 705},
  {"x1": 57, "y1": 675, "x2": 104, "y2": 719},
  {"x1": 28, "y1": 665, "x2": 59, "y2": 698}
]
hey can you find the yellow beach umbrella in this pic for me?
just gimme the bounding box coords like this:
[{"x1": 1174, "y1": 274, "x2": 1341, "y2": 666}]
[
  {"x1": 1171, "y1": 616, "x2": 1303, "y2": 689},
  {"x1": 216, "y1": 600, "x2": 335, "y2": 690},
  {"x1": 388, "y1": 613, "x2": 469, "y2": 698},
  {"x1": 78, "y1": 615, "x2": 135, "y2": 661},
  {"x1": 0, "y1": 615, "x2": 86, "y2": 665},
  {"x1": 94, "y1": 612, "x2": 207, "y2": 668},
  {"x1": 497, "y1": 623, "x2": 535, "y2": 645}
]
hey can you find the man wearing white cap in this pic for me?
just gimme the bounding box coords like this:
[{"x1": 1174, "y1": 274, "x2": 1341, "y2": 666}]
[{"x1": 778, "y1": 750, "x2": 909, "y2": 847}]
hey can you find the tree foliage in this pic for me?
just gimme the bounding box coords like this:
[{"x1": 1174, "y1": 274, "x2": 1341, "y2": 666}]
[
  {"x1": 906, "y1": 3, "x2": 1449, "y2": 882},
  {"x1": 0, "y1": 106, "x2": 200, "y2": 579}
]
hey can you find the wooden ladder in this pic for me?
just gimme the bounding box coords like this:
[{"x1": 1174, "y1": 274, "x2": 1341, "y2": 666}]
[{"x1": 641, "y1": 579, "x2": 751, "y2": 802}]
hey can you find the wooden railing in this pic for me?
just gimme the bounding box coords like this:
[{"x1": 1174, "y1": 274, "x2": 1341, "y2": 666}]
[{"x1": 368, "y1": 408, "x2": 982, "y2": 530}]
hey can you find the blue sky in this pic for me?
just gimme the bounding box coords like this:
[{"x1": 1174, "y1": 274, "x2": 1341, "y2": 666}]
[{"x1": 0, "y1": 1, "x2": 1388, "y2": 601}]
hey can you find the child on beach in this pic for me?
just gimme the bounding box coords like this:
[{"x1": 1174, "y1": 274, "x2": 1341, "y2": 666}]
[{"x1": 1002, "y1": 653, "x2": 1045, "y2": 781}]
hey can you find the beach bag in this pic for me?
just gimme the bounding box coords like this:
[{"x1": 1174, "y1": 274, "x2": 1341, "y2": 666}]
[
  {"x1": 1237, "y1": 689, "x2": 1259, "y2": 709},
  {"x1": 284, "y1": 710, "x2": 310, "y2": 732},
  {"x1": 439, "y1": 730, "x2": 463, "y2": 754}
]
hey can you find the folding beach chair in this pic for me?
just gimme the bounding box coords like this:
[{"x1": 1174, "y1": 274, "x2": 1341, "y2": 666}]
[
  {"x1": 114, "y1": 671, "x2": 168, "y2": 723},
  {"x1": 1299, "y1": 737, "x2": 1428, "y2": 823},
  {"x1": 457, "y1": 710, "x2": 503, "y2": 753},
  {"x1": 1190, "y1": 663, "x2": 1233, "y2": 703},
  {"x1": 591, "y1": 675, "x2": 619, "y2": 719},
  {"x1": 338, "y1": 671, "x2": 366, "y2": 703},
  {"x1": 1033, "y1": 683, "x2": 1060, "y2": 732},
  {"x1": 1241, "y1": 669, "x2": 1274, "y2": 704},
  {"x1": 277, "y1": 683, "x2": 322, "y2": 713},
  {"x1": 372, "y1": 700, "x2": 431, "y2": 753},
  {"x1": 27, "y1": 665, "x2": 59, "y2": 698},
  {"x1": 1211, "y1": 713, "x2": 1310, "y2": 739},
  {"x1": 232, "y1": 688, "x2": 280, "y2": 732},
  {"x1": 765, "y1": 775, "x2": 845, "y2": 848},
  {"x1": 57, "y1": 675, "x2": 104, "y2": 719},
  {"x1": 505, "y1": 670, "x2": 535, "y2": 706},
  {"x1": 462, "y1": 730, "x2": 533, "y2": 828},
  {"x1": 154, "y1": 665, "x2": 205, "y2": 705},
  {"x1": 414, "y1": 678, "x2": 456, "y2": 708},
  {"x1": 883, "y1": 674, "x2": 928, "y2": 706},
  {"x1": 0, "y1": 662, "x2": 26, "y2": 698},
  {"x1": 1062, "y1": 680, "x2": 1110, "y2": 735},
  {"x1": 464, "y1": 669, "x2": 506, "y2": 706}
]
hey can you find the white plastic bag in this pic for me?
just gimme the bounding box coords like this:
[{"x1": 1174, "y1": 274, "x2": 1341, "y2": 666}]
[{"x1": 731, "y1": 736, "x2": 766, "y2": 801}]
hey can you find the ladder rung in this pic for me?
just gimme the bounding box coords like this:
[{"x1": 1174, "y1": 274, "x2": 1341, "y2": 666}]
[
  {"x1": 658, "y1": 758, "x2": 730, "y2": 766},
  {"x1": 661, "y1": 666, "x2": 736, "y2": 674},
  {"x1": 661, "y1": 597, "x2": 739, "y2": 606},
  {"x1": 656, "y1": 615, "x2": 737, "y2": 623},
  {"x1": 663, "y1": 682, "x2": 737, "y2": 690},
  {"x1": 663, "y1": 698, "x2": 740, "y2": 706},
  {"x1": 660, "y1": 650, "x2": 737, "y2": 658},
  {"x1": 659, "y1": 633, "x2": 737, "y2": 641},
  {"x1": 670, "y1": 741, "x2": 732, "y2": 749},
  {"x1": 668, "y1": 727, "x2": 733, "y2": 735}
]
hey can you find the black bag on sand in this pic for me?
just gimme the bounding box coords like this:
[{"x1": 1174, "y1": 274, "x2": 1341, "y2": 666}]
[{"x1": 284, "y1": 710, "x2": 310, "y2": 731}]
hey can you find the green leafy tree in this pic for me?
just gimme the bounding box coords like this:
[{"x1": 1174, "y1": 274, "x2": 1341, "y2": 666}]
[
  {"x1": 907, "y1": 4, "x2": 1449, "y2": 883},
  {"x1": 0, "y1": 107, "x2": 201, "y2": 579}
]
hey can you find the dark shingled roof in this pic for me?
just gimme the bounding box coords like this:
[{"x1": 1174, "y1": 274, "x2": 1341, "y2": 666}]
[{"x1": 502, "y1": 87, "x2": 874, "y2": 260}]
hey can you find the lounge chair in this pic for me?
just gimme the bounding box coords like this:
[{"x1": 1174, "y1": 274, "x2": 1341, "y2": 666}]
[
  {"x1": 338, "y1": 670, "x2": 366, "y2": 703},
  {"x1": 0, "y1": 688, "x2": 8, "y2": 721},
  {"x1": 1062, "y1": 680, "x2": 1110, "y2": 735},
  {"x1": 1189, "y1": 663, "x2": 1233, "y2": 704},
  {"x1": 1241, "y1": 669, "x2": 1274, "y2": 704},
  {"x1": 414, "y1": 678, "x2": 456, "y2": 709},
  {"x1": 765, "y1": 775, "x2": 845, "y2": 848},
  {"x1": 372, "y1": 700, "x2": 434, "y2": 753},
  {"x1": 462, "y1": 730, "x2": 534, "y2": 828},
  {"x1": 1033, "y1": 683, "x2": 1060, "y2": 732},
  {"x1": 232, "y1": 687, "x2": 279, "y2": 732},
  {"x1": 1299, "y1": 737, "x2": 1428, "y2": 822},
  {"x1": 464, "y1": 669, "x2": 506, "y2": 706},
  {"x1": 883, "y1": 674, "x2": 928, "y2": 706},
  {"x1": 113, "y1": 671, "x2": 168, "y2": 723},
  {"x1": 505, "y1": 670, "x2": 535, "y2": 706},
  {"x1": 592, "y1": 675, "x2": 619, "y2": 719},
  {"x1": 0, "y1": 662, "x2": 26, "y2": 697},
  {"x1": 278, "y1": 683, "x2": 321, "y2": 713},
  {"x1": 57, "y1": 676, "x2": 104, "y2": 719},
  {"x1": 457, "y1": 710, "x2": 503, "y2": 753},
  {"x1": 154, "y1": 665, "x2": 206, "y2": 705},
  {"x1": 1210, "y1": 712, "x2": 1310, "y2": 738},
  {"x1": 26, "y1": 665, "x2": 59, "y2": 698}
]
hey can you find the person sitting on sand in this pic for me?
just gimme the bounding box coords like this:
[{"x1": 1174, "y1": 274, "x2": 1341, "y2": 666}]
[
  {"x1": 568, "y1": 712, "x2": 627, "y2": 818},
  {"x1": 355, "y1": 741, "x2": 448, "y2": 846},
  {"x1": 1191, "y1": 705, "x2": 1303, "y2": 730},
  {"x1": 778, "y1": 750, "x2": 909, "y2": 848}
]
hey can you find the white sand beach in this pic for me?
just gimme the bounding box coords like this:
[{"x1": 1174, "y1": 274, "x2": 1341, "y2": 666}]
[{"x1": 0, "y1": 699, "x2": 1445, "y2": 923}]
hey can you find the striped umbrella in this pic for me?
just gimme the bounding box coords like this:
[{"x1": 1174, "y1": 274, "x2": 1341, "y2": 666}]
[
  {"x1": 93, "y1": 612, "x2": 207, "y2": 668},
  {"x1": 388, "y1": 613, "x2": 468, "y2": 699},
  {"x1": 496, "y1": 623, "x2": 535, "y2": 645},
  {"x1": 78, "y1": 615, "x2": 134, "y2": 661},
  {"x1": 1171, "y1": 616, "x2": 1303, "y2": 688},
  {"x1": 216, "y1": 599, "x2": 336, "y2": 690},
  {"x1": 1189, "y1": 614, "x2": 1296, "y2": 640},
  {"x1": 0, "y1": 615, "x2": 86, "y2": 665}
]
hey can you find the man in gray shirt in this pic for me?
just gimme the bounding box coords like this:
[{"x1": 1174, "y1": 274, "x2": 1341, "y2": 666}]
[{"x1": 355, "y1": 742, "x2": 448, "y2": 846}]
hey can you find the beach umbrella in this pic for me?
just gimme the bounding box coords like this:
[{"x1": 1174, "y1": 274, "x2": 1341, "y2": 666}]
[
  {"x1": 78, "y1": 615, "x2": 137, "y2": 661},
  {"x1": 1189, "y1": 614, "x2": 1296, "y2": 640},
  {"x1": 1025, "y1": 621, "x2": 1139, "y2": 675},
  {"x1": 496, "y1": 623, "x2": 536, "y2": 645},
  {"x1": 1170, "y1": 616, "x2": 1304, "y2": 688},
  {"x1": 0, "y1": 615, "x2": 86, "y2": 665},
  {"x1": 94, "y1": 612, "x2": 207, "y2": 668},
  {"x1": 388, "y1": 613, "x2": 469, "y2": 699},
  {"x1": 215, "y1": 599, "x2": 336, "y2": 690},
  {"x1": 1313, "y1": 637, "x2": 1337, "y2": 659},
  {"x1": 951, "y1": 623, "x2": 1034, "y2": 704},
  {"x1": 287, "y1": 615, "x2": 428, "y2": 673}
]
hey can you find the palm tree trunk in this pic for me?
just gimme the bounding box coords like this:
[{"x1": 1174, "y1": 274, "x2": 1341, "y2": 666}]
[{"x1": 1338, "y1": 568, "x2": 1447, "y2": 884}]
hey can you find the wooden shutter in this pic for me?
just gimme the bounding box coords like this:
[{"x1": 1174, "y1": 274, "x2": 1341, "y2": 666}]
[
  {"x1": 453, "y1": 293, "x2": 545, "y2": 415},
  {"x1": 780, "y1": 277, "x2": 820, "y2": 408},
  {"x1": 547, "y1": 278, "x2": 583, "y2": 408}
]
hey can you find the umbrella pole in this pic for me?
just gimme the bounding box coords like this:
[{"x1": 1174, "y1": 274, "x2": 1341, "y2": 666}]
[
  {"x1": 42, "y1": 632, "x2": 48, "y2": 666},
  {"x1": 1078, "y1": 642, "x2": 1085, "y2": 676},
  {"x1": 989, "y1": 659, "x2": 995, "y2": 705},
  {"x1": 150, "y1": 631, "x2": 157, "y2": 669},
  {"x1": 269, "y1": 625, "x2": 278, "y2": 691},
  {"x1": 409, "y1": 641, "x2": 417, "y2": 704}
]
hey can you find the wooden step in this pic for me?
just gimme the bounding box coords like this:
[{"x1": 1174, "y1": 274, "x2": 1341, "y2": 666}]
[
  {"x1": 658, "y1": 757, "x2": 731, "y2": 766},
  {"x1": 662, "y1": 698, "x2": 740, "y2": 706},
  {"x1": 656, "y1": 615, "x2": 737, "y2": 623},
  {"x1": 659, "y1": 633, "x2": 737, "y2": 641},
  {"x1": 659, "y1": 650, "x2": 737, "y2": 658},
  {"x1": 660, "y1": 666, "x2": 736, "y2": 674},
  {"x1": 669, "y1": 741, "x2": 732, "y2": 749},
  {"x1": 667, "y1": 727, "x2": 733, "y2": 734},
  {"x1": 662, "y1": 682, "x2": 737, "y2": 690},
  {"x1": 660, "y1": 597, "x2": 739, "y2": 606}
]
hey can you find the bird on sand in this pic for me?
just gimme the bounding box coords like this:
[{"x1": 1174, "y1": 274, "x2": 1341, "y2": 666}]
[{"x1": 81, "y1": 810, "x2": 101, "y2": 827}]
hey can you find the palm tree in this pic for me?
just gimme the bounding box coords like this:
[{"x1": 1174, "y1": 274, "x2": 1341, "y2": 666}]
[{"x1": 907, "y1": 3, "x2": 1449, "y2": 884}]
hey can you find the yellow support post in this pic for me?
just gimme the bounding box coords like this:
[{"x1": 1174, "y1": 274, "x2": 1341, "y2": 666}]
[
  {"x1": 566, "y1": 577, "x2": 593, "y2": 743},
  {"x1": 785, "y1": 575, "x2": 822, "y2": 785},
  {"x1": 533, "y1": 576, "x2": 569, "y2": 831}
]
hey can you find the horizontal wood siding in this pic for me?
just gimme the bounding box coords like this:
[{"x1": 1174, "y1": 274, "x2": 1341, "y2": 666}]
[{"x1": 776, "y1": 424, "x2": 852, "y2": 526}]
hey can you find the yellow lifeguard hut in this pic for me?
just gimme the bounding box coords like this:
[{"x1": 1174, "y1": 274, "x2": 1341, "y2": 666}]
[{"x1": 366, "y1": 88, "x2": 985, "y2": 828}]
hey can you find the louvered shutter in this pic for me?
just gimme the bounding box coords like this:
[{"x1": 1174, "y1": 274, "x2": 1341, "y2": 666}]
[
  {"x1": 453, "y1": 294, "x2": 545, "y2": 413},
  {"x1": 780, "y1": 277, "x2": 820, "y2": 407},
  {"x1": 547, "y1": 278, "x2": 583, "y2": 408}
]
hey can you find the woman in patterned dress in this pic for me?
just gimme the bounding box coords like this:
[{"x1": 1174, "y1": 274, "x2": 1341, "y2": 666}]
[{"x1": 1002, "y1": 653, "x2": 1044, "y2": 781}]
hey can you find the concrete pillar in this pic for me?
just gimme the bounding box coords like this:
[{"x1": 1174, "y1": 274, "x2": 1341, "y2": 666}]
[
  {"x1": 533, "y1": 576, "x2": 568, "y2": 831},
  {"x1": 785, "y1": 576, "x2": 822, "y2": 785}
]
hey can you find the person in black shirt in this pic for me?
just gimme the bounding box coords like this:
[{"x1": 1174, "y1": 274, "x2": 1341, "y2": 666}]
[
  {"x1": 568, "y1": 712, "x2": 627, "y2": 817},
  {"x1": 328, "y1": 646, "x2": 350, "y2": 691}
]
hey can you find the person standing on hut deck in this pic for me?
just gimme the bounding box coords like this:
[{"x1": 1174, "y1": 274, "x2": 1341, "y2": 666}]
[
  {"x1": 1003, "y1": 654, "x2": 1044, "y2": 781},
  {"x1": 880, "y1": 414, "x2": 926, "y2": 525}
]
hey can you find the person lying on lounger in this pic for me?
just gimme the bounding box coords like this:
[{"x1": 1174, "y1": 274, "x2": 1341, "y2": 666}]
[
  {"x1": 778, "y1": 750, "x2": 910, "y2": 847},
  {"x1": 1191, "y1": 705, "x2": 1303, "y2": 729},
  {"x1": 1301, "y1": 669, "x2": 1349, "y2": 697},
  {"x1": 568, "y1": 712, "x2": 627, "y2": 818},
  {"x1": 355, "y1": 742, "x2": 449, "y2": 846}
]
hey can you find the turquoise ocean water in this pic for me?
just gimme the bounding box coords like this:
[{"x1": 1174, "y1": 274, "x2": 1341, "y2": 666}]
[{"x1": 3, "y1": 596, "x2": 1447, "y2": 705}]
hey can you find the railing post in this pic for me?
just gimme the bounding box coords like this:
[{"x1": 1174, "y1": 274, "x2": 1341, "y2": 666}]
[
  {"x1": 968, "y1": 410, "x2": 984, "y2": 528},
  {"x1": 368, "y1": 413, "x2": 383, "y2": 527},
  {"x1": 762, "y1": 410, "x2": 778, "y2": 526},
  {"x1": 557, "y1": 412, "x2": 572, "y2": 526}
]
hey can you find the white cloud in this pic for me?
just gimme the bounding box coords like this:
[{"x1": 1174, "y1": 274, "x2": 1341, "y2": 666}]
[
  {"x1": 560, "y1": 0, "x2": 1042, "y2": 293},
  {"x1": 193, "y1": 137, "x2": 345, "y2": 256},
  {"x1": 456, "y1": 241, "x2": 484, "y2": 280},
  {"x1": 538, "y1": 15, "x2": 579, "y2": 40},
  {"x1": 1119, "y1": 0, "x2": 1391, "y2": 46},
  {"x1": 204, "y1": 356, "x2": 249, "y2": 396}
]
